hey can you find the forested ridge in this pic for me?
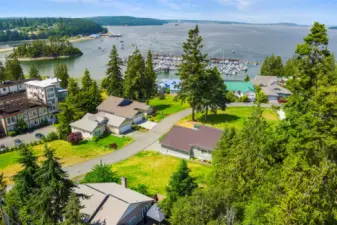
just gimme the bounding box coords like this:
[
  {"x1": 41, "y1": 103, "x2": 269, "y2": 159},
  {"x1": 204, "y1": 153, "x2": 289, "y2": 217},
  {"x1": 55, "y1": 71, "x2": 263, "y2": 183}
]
[
  {"x1": 0, "y1": 18, "x2": 106, "y2": 42},
  {"x1": 9, "y1": 37, "x2": 83, "y2": 58},
  {"x1": 87, "y1": 16, "x2": 167, "y2": 26}
]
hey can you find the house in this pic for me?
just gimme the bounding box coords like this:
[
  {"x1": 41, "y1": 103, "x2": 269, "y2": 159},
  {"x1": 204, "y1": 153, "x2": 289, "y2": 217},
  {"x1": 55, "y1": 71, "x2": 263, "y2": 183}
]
[
  {"x1": 224, "y1": 81, "x2": 256, "y2": 101},
  {"x1": 76, "y1": 179, "x2": 154, "y2": 225},
  {"x1": 160, "y1": 125, "x2": 223, "y2": 161},
  {"x1": 97, "y1": 96, "x2": 152, "y2": 124},
  {"x1": 252, "y1": 76, "x2": 291, "y2": 101},
  {"x1": 70, "y1": 112, "x2": 132, "y2": 139},
  {"x1": 0, "y1": 78, "x2": 66, "y2": 136}
]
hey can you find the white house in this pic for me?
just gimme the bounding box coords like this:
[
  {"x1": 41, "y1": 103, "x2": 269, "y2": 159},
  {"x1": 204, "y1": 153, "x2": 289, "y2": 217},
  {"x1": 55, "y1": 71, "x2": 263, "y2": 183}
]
[{"x1": 253, "y1": 76, "x2": 292, "y2": 101}]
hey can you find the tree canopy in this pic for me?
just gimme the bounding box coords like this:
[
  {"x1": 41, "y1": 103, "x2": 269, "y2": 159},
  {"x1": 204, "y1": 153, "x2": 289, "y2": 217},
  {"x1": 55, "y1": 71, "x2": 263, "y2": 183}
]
[
  {"x1": 105, "y1": 45, "x2": 124, "y2": 97},
  {"x1": 260, "y1": 53, "x2": 284, "y2": 76}
]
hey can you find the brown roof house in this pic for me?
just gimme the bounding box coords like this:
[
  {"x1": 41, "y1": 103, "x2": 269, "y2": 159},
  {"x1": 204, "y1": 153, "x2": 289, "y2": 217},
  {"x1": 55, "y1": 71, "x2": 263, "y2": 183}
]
[
  {"x1": 160, "y1": 125, "x2": 223, "y2": 161},
  {"x1": 76, "y1": 179, "x2": 154, "y2": 225},
  {"x1": 97, "y1": 96, "x2": 153, "y2": 124}
]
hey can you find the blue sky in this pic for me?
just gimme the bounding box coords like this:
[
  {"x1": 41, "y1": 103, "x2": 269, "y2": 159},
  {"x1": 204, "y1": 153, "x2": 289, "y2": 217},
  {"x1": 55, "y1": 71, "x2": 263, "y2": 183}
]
[{"x1": 0, "y1": 0, "x2": 336, "y2": 25}]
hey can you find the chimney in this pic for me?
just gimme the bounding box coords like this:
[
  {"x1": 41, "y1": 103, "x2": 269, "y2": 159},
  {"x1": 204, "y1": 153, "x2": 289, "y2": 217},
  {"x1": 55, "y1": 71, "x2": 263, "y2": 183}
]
[{"x1": 121, "y1": 177, "x2": 127, "y2": 188}]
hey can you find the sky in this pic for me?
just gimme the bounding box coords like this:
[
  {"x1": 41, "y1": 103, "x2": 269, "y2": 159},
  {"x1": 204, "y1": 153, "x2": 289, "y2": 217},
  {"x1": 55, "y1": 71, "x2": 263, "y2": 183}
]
[{"x1": 0, "y1": 0, "x2": 336, "y2": 25}]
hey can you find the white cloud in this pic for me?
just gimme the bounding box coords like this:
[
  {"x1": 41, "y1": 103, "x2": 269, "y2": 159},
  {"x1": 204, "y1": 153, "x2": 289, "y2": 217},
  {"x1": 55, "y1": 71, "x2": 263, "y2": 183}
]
[{"x1": 218, "y1": 0, "x2": 254, "y2": 9}]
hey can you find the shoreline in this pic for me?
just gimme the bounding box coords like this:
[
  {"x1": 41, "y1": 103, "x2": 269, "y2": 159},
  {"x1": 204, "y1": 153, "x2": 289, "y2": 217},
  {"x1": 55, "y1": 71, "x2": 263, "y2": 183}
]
[{"x1": 1, "y1": 55, "x2": 82, "y2": 62}]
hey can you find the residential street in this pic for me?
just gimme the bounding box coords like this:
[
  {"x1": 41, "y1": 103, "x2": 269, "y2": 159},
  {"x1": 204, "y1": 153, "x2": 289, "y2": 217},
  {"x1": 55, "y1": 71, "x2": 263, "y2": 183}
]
[
  {"x1": 0, "y1": 126, "x2": 57, "y2": 148},
  {"x1": 65, "y1": 102, "x2": 277, "y2": 178}
]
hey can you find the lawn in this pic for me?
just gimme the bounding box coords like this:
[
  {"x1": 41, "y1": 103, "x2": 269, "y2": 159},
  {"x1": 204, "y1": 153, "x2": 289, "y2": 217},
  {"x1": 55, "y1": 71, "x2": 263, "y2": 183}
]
[
  {"x1": 177, "y1": 107, "x2": 279, "y2": 130},
  {"x1": 111, "y1": 151, "x2": 212, "y2": 196},
  {"x1": 149, "y1": 95, "x2": 190, "y2": 122},
  {"x1": 0, "y1": 135, "x2": 133, "y2": 182}
]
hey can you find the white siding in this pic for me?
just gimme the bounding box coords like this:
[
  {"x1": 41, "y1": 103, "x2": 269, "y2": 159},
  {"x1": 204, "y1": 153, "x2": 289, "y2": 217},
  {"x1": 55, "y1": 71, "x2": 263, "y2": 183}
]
[
  {"x1": 120, "y1": 123, "x2": 132, "y2": 134},
  {"x1": 133, "y1": 114, "x2": 143, "y2": 124},
  {"x1": 191, "y1": 147, "x2": 212, "y2": 161},
  {"x1": 161, "y1": 145, "x2": 190, "y2": 159},
  {"x1": 0, "y1": 87, "x2": 9, "y2": 95},
  {"x1": 8, "y1": 85, "x2": 18, "y2": 93}
]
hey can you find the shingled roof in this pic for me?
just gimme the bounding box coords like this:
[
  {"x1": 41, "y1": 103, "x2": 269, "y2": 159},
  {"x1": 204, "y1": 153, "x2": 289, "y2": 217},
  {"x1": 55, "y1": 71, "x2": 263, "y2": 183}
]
[{"x1": 160, "y1": 125, "x2": 223, "y2": 152}]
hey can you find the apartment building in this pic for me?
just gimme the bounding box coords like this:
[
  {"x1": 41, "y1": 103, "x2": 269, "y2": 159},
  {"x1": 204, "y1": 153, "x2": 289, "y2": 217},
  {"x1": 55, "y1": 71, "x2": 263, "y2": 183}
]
[{"x1": 0, "y1": 78, "x2": 67, "y2": 136}]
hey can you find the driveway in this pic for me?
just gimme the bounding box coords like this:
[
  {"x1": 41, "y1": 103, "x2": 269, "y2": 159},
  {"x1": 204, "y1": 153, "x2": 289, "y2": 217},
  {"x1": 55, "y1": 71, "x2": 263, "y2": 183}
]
[
  {"x1": 138, "y1": 120, "x2": 157, "y2": 130},
  {"x1": 65, "y1": 109, "x2": 192, "y2": 178},
  {"x1": 0, "y1": 126, "x2": 57, "y2": 148}
]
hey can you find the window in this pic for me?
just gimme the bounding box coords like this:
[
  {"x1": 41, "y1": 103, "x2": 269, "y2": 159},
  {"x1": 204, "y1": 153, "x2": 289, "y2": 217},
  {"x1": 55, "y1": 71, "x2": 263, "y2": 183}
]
[
  {"x1": 201, "y1": 149, "x2": 208, "y2": 155},
  {"x1": 7, "y1": 118, "x2": 11, "y2": 123},
  {"x1": 2, "y1": 88, "x2": 6, "y2": 91}
]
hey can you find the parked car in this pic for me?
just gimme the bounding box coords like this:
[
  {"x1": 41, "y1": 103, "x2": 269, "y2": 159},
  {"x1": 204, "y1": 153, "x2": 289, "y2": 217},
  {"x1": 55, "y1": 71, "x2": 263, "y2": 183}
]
[
  {"x1": 15, "y1": 139, "x2": 23, "y2": 146},
  {"x1": 35, "y1": 133, "x2": 44, "y2": 140}
]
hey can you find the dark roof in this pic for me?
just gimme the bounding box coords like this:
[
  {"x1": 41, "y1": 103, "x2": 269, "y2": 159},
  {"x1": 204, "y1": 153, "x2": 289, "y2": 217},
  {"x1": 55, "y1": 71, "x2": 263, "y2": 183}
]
[
  {"x1": 0, "y1": 79, "x2": 38, "y2": 88},
  {"x1": 160, "y1": 125, "x2": 223, "y2": 152},
  {"x1": 97, "y1": 96, "x2": 151, "y2": 119},
  {"x1": 0, "y1": 97, "x2": 46, "y2": 117}
]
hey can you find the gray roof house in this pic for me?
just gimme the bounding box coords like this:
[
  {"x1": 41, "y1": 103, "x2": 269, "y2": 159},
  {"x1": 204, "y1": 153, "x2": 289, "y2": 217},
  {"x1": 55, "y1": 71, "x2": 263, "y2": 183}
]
[
  {"x1": 97, "y1": 96, "x2": 152, "y2": 124},
  {"x1": 253, "y1": 76, "x2": 292, "y2": 101},
  {"x1": 160, "y1": 125, "x2": 223, "y2": 161},
  {"x1": 76, "y1": 181, "x2": 154, "y2": 225}
]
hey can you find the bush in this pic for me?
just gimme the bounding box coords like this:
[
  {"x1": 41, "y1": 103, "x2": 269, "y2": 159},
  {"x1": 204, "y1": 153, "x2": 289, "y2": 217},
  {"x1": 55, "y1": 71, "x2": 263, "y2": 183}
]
[
  {"x1": 47, "y1": 132, "x2": 59, "y2": 141},
  {"x1": 109, "y1": 143, "x2": 117, "y2": 149},
  {"x1": 225, "y1": 91, "x2": 237, "y2": 103},
  {"x1": 81, "y1": 162, "x2": 119, "y2": 184},
  {"x1": 131, "y1": 184, "x2": 149, "y2": 196},
  {"x1": 67, "y1": 132, "x2": 83, "y2": 145},
  {"x1": 256, "y1": 91, "x2": 269, "y2": 103},
  {"x1": 8, "y1": 131, "x2": 17, "y2": 137},
  {"x1": 238, "y1": 95, "x2": 249, "y2": 102},
  {"x1": 92, "y1": 136, "x2": 100, "y2": 142}
]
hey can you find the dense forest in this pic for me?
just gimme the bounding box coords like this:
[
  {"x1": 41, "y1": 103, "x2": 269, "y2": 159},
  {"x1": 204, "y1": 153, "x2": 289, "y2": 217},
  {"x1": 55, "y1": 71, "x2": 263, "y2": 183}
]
[
  {"x1": 0, "y1": 18, "x2": 107, "y2": 42},
  {"x1": 87, "y1": 16, "x2": 167, "y2": 26},
  {"x1": 9, "y1": 37, "x2": 83, "y2": 58}
]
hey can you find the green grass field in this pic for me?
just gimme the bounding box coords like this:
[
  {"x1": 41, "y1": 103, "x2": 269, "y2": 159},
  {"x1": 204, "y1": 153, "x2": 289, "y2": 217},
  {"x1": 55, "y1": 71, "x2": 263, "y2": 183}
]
[
  {"x1": 177, "y1": 107, "x2": 279, "y2": 130},
  {"x1": 0, "y1": 135, "x2": 133, "y2": 182},
  {"x1": 111, "y1": 151, "x2": 212, "y2": 196},
  {"x1": 149, "y1": 95, "x2": 190, "y2": 122}
]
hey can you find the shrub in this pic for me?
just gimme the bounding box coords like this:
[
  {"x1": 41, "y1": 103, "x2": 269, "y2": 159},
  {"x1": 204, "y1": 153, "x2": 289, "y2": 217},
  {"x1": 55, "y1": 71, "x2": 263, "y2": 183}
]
[
  {"x1": 81, "y1": 162, "x2": 119, "y2": 184},
  {"x1": 47, "y1": 132, "x2": 59, "y2": 141},
  {"x1": 238, "y1": 95, "x2": 249, "y2": 102},
  {"x1": 67, "y1": 132, "x2": 83, "y2": 145},
  {"x1": 131, "y1": 184, "x2": 149, "y2": 196},
  {"x1": 92, "y1": 136, "x2": 100, "y2": 143},
  {"x1": 8, "y1": 131, "x2": 17, "y2": 137},
  {"x1": 109, "y1": 143, "x2": 117, "y2": 149},
  {"x1": 225, "y1": 91, "x2": 237, "y2": 103}
]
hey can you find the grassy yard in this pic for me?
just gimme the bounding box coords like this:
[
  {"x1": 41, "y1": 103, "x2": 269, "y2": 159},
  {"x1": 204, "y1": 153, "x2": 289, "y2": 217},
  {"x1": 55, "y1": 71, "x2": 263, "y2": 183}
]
[
  {"x1": 110, "y1": 151, "x2": 212, "y2": 196},
  {"x1": 149, "y1": 95, "x2": 190, "y2": 122},
  {"x1": 177, "y1": 107, "x2": 279, "y2": 130},
  {"x1": 0, "y1": 135, "x2": 133, "y2": 182}
]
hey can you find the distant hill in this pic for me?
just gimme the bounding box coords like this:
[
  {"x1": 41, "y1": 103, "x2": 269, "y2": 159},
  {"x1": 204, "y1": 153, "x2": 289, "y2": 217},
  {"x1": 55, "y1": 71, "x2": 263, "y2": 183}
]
[
  {"x1": 87, "y1": 16, "x2": 167, "y2": 26},
  {"x1": 166, "y1": 19, "x2": 247, "y2": 24},
  {"x1": 329, "y1": 26, "x2": 337, "y2": 30}
]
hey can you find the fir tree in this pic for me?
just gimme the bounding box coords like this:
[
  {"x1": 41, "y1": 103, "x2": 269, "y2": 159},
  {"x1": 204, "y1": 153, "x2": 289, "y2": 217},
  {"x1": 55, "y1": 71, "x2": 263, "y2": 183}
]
[
  {"x1": 57, "y1": 102, "x2": 82, "y2": 138},
  {"x1": 67, "y1": 78, "x2": 80, "y2": 97},
  {"x1": 28, "y1": 64, "x2": 41, "y2": 79},
  {"x1": 62, "y1": 192, "x2": 86, "y2": 225},
  {"x1": 54, "y1": 63, "x2": 69, "y2": 88},
  {"x1": 260, "y1": 54, "x2": 284, "y2": 76},
  {"x1": 106, "y1": 45, "x2": 123, "y2": 97},
  {"x1": 144, "y1": 50, "x2": 157, "y2": 102},
  {"x1": 178, "y1": 25, "x2": 208, "y2": 121},
  {"x1": 81, "y1": 162, "x2": 119, "y2": 184},
  {"x1": 81, "y1": 68, "x2": 92, "y2": 91},
  {"x1": 244, "y1": 74, "x2": 250, "y2": 81},
  {"x1": 123, "y1": 48, "x2": 146, "y2": 100},
  {"x1": 5, "y1": 56, "x2": 24, "y2": 80},
  {"x1": 161, "y1": 160, "x2": 197, "y2": 217},
  {"x1": 86, "y1": 80, "x2": 102, "y2": 113},
  {"x1": 32, "y1": 145, "x2": 76, "y2": 224}
]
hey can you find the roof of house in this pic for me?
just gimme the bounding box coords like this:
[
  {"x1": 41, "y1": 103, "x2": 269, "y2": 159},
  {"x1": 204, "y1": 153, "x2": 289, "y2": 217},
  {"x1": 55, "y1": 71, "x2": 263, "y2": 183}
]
[
  {"x1": 97, "y1": 96, "x2": 151, "y2": 119},
  {"x1": 261, "y1": 85, "x2": 292, "y2": 97},
  {"x1": 70, "y1": 114, "x2": 104, "y2": 133},
  {"x1": 25, "y1": 78, "x2": 61, "y2": 88},
  {"x1": 252, "y1": 76, "x2": 278, "y2": 87},
  {"x1": 96, "y1": 111, "x2": 130, "y2": 127},
  {"x1": 76, "y1": 183, "x2": 153, "y2": 224},
  {"x1": 160, "y1": 125, "x2": 223, "y2": 152},
  {"x1": 0, "y1": 98, "x2": 46, "y2": 117},
  {"x1": 147, "y1": 203, "x2": 165, "y2": 222},
  {"x1": 225, "y1": 81, "x2": 255, "y2": 93},
  {"x1": 0, "y1": 79, "x2": 38, "y2": 88}
]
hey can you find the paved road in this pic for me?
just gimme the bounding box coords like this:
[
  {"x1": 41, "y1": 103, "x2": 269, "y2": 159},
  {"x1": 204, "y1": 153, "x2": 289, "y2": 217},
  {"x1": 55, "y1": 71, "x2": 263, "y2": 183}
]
[
  {"x1": 0, "y1": 126, "x2": 57, "y2": 148},
  {"x1": 64, "y1": 108, "x2": 193, "y2": 178},
  {"x1": 65, "y1": 102, "x2": 278, "y2": 178}
]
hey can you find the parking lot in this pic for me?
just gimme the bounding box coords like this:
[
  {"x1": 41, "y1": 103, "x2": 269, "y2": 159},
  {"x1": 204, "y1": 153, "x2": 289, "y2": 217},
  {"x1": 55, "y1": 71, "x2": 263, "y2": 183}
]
[{"x1": 0, "y1": 126, "x2": 57, "y2": 148}]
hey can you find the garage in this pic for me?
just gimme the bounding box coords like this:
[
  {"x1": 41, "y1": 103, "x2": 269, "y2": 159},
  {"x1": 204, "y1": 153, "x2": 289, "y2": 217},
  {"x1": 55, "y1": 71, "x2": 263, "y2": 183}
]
[
  {"x1": 268, "y1": 95, "x2": 279, "y2": 101},
  {"x1": 119, "y1": 122, "x2": 132, "y2": 134},
  {"x1": 133, "y1": 114, "x2": 143, "y2": 124}
]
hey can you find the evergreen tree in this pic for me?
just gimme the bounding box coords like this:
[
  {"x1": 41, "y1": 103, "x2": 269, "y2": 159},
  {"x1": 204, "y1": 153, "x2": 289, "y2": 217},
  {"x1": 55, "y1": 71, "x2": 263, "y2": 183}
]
[
  {"x1": 32, "y1": 145, "x2": 76, "y2": 224},
  {"x1": 81, "y1": 68, "x2": 92, "y2": 91},
  {"x1": 161, "y1": 160, "x2": 197, "y2": 217},
  {"x1": 57, "y1": 102, "x2": 82, "y2": 138},
  {"x1": 67, "y1": 78, "x2": 80, "y2": 97},
  {"x1": 123, "y1": 48, "x2": 146, "y2": 100},
  {"x1": 144, "y1": 50, "x2": 157, "y2": 101},
  {"x1": 85, "y1": 80, "x2": 102, "y2": 113},
  {"x1": 106, "y1": 45, "x2": 123, "y2": 97},
  {"x1": 0, "y1": 62, "x2": 5, "y2": 81},
  {"x1": 244, "y1": 74, "x2": 250, "y2": 81},
  {"x1": 283, "y1": 57, "x2": 298, "y2": 77},
  {"x1": 260, "y1": 54, "x2": 284, "y2": 76},
  {"x1": 28, "y1": 64, "x2": 41, "y2": 79},
  {"x1": 54, "y1": 63, "x2": 69, "y2": 88},
  {"x1": 178, "y1": 25, "x2": 208, "y2": 121},
  {"x1": 5, "y1": 56, "x2": 24, "y2": 80},
  {"x1": 81, "y1": 162, "x2": 119, "y2": 184},
  {"x1": 62, "y1": 192, "x2": 85, "y2": 225}
]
